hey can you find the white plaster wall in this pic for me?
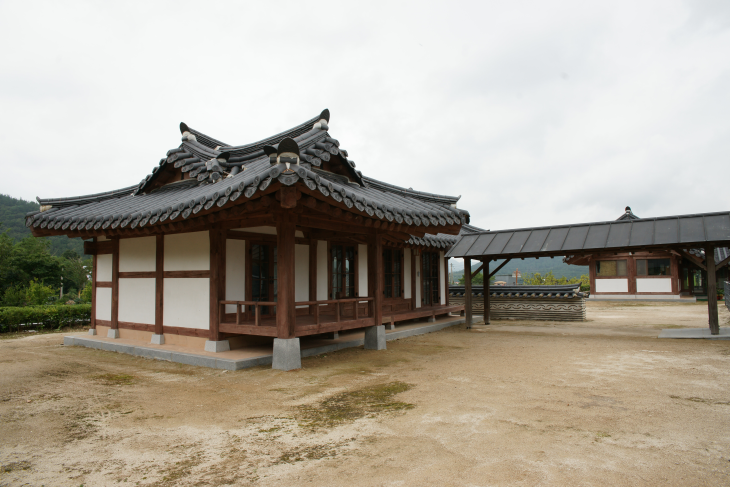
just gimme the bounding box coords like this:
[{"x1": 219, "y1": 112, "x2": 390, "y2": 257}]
[
  {"x1": 415, "y1": 254, "x2": 422, "y2": 308},
  {"x1": 403, "y1": 248, "x2": 412, "y2": 299},
  {"x1": 164, "y1": 231, "x2": 209, "y2": 271},
  {"x1": 595, "y1": 278, "x2": 629, "y2": 293},
  {"x1": 96, "y1": 287, "x2": 112, "y2": 320},
  {"x1": 118, "y1": 278, "x2": 156, "y2": 324},
  {"x1": 358, "y1": 244, "x2": 368, "y2": 297},
  {"x1": 439, "y1": 251, "x2": 446, "y2": 304},
  {"x1": 97, "y1": 254, "x2": 113, "y2": 281},
  {"x1": 637, "y1": 278, "x2": 672, "y2": 293},
  {"x1": 163, "y1": 278, "x2": 210, "y2": 329},
  {"x1": 119, "y1": 236, "x2": 156, "y2": 272},
  {"x1": 295, "y1": 244, "x2": 309, "y2": 307},
  {"x1": 231, "y1": 226, "x2": 305, "y2": 238},
  {"x1": 317, "y1": 240, "x2": 328, "y2": 300},
  {"x1": 225, "y1": 239, "x2": 246, "y2": 313}
]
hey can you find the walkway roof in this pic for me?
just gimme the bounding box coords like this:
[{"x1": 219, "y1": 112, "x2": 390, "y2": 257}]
[{"x1": 446, "y1": 211, "x2": 730, "y2": 260}]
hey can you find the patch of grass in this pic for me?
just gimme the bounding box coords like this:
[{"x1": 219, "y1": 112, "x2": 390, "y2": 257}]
[
  {"x1": 92, "y1": 373, "x2": 137, "y2": 385},
  {"x1": 595, "y1": 431, "x2": 611, "y2": 438},
  {"x1": 1, "y1": 461, "x2": 31, "y2": 473},
  {"x1": 297, "y1": 381, "x2": 414, "y2": 430}
]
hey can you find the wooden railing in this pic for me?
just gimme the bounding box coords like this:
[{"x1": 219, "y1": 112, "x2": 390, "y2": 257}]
[
  {"x1": 295, "y1": 297, "x2": 374, "y2": 326},
  {"x1": 219, "y1": 301, "x2": 277, "y2": 327},
  {"x1": 219, "y1": 297, "x2": 375, "y2": 327}
]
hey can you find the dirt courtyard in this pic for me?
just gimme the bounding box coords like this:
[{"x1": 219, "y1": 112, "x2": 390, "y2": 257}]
[{"x1": 1, "y1": 301, "x2": 729, "y2": 486}]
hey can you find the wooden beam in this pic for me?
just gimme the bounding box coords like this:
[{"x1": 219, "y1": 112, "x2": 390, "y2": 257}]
[
  {"x1": 488, "y1": 258, "x2": 512, "y2": 278},
  {"x1": 111, "y1": 238, "x2": 119, "y2": 331},
  {"x1": 209, "y1": 227, "x2": 223, "y2": 342},
  {"x1": 706, "y1": 245, "x2": 719, "y2": 335},
  {"x1": 90, "y1": 237, "x2": 97, "y2": 329},
  {"x1": 276, "y1": 213, "x2": 297, "y2": 339},
  {"x1": 155, "y1": 234, "x2": 163, "y2": 336},
  {"x1": 470, "y1": 263, "x2": 484, "y2": 280},
  {"x1": 678, "y1": 249, "x2": 707, "y2": 270},
  {"x1": 464, "y1": 257, "x2": 472, "y2": 328},
  {"x1": 715, "y1": 254, "x2": 730, "y2": 271}
]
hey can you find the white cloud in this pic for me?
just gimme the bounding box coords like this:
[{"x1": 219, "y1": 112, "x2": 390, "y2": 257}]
[{"x1": 0, "y1": 0, "x2": 728, "y2": 231}]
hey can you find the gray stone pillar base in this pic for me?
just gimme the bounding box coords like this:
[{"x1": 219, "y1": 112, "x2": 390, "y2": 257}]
[
  {"x1": 204, "y1": 340, "x2": 230, "y2": 353},
  {"x1": 385, "y1": 322, "x2": 395, "y2": 331},
  {"x1": 272, "y1": 338, "x2": 301, "y2": 371},
  {"x1": 427, "y1": 316, "x2": 436, "y2": 323},
  {"x1": 325, "y1": 332, "x2": 339, "y2": 339},
  {"x1": 151, "y1": 334, "x2": 165, "y2": 345},
  {"x1": 88, "y1": 328, "x2": 97, "y2": 336},
  {"x1": 364, "y1": 325, "x2": 386, "y2": 350},
  {"x1": 107, "y1": 329, "x2": 120, "y2": 339}
]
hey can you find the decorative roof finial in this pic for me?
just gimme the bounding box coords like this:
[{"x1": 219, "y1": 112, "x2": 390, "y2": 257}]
[
  {"x1": 313, "y1": 109, "x2": 330, "y2": 131},
  {"x1": 625, "y1": 206, "x2": 631, "y2": 213},
  {"x1": 179, "y1": 122, "x2": 196, "y2": 141}
]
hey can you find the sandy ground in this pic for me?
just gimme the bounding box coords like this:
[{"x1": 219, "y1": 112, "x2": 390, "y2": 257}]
[{"x1": 1, "y1": 300, "x2": 729, "y2": 486}]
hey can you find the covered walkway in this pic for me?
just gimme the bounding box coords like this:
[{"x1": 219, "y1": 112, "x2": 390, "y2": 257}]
[{"x1": 446, "y1": 211, "x2": 730, "y2": 335}]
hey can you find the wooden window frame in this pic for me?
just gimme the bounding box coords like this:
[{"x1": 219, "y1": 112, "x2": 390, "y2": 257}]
[
  {"x1": 635, "y1": 258, "x2": 672, "y2": 278},
  {"x1": 246, "y1": 240, "x2": 277, "y2": 316},
  {"x1": 594, "y1": 258, "x2": 629, "y2": 279},
  {"x1": 420, "y1": 250, "x2": 441, "y2": 306},
  {"x1": 327, "y1": 241, "x2": 359, "y2": 299},
  {"x1": 383, "y1": 247, "x2": 404, "y2": 301}
]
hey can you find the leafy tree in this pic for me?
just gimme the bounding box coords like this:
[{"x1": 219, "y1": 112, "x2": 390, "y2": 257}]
[
  {"x1": 26, "y1": 279, "x2": 56, "y2": 306},
  {"x1": 80, "y1": 280, "x2": 92, "y2": 303}
]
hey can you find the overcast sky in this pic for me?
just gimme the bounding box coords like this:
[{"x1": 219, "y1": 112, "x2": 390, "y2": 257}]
[{"x1": 1, "y1": 0, "x2": 729, "y2": 233}]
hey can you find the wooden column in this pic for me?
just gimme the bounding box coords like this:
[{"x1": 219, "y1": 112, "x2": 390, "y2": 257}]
[
  {"x1": 706, "y1": 245, "x2": 719, "y2": 335},
  {"x1": 368, "y1": 232, "x2": 384, "y2": 326},
  {"x1": 483, "y1": 259, "x2": 490, "y2": 324},
  {"x1": 309, "y1": 239, "x2": 317, "y2": 314},
  {"x1": 111, "y1": 238, "x2": 120, "y2": 330},
  {"x1": 209, "y1": 227, "x2": 224, "y2": 342},
  {"x1": 276, "y1": 213, "x2": 297, "y2": 338},
  {"x1": 464, "y1": 257, "x2": 472, "y2": 328},
  {"x1": 410, "y1": 250, "x2": 416, "y2": 310},
  {"x1": 90, "y1": 237, "x2": 97, "y2": 329},
  {"x1": 155, "y1": 234, "x2": 164, "y2": 336},
  {"x1": 444, "y1": 254, "x2": 450, "y2": 306}
]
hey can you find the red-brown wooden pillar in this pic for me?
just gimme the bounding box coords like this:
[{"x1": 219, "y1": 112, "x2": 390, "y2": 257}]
[
  {"x1": 154, "y1": 234, "x2": 164, "y2": 337},
  {"x1": 464, "y1": 257, "x2": 472, "y2": 328},
  {"x1": 110, "y1": 238, "x2": 120, "y2": 337},
  {"x1": 483, "y1": 259, "x2": 490, "y2": 324},
  {"x1": 90, "y1": 237, "x2": 97, "y2": 331},
  {"x1": 706, "y1": 245, "x2": 719, "y2": 335},
  {"x1": 276, "y1": 213, "x2": 297, "y2": 339}
]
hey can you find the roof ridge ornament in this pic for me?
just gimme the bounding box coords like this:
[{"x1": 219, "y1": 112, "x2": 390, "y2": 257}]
[
  {"x1": 179, "y1": 122, "x2": 197, "y2": 142},
  {"x1": 313, "y1": 108, "x2": 330, "y2": 131}
]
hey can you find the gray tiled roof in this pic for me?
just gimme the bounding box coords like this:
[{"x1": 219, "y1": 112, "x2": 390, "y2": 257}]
[
  {"x1": 29, "y1": 110, "x2": 470, "y2": 238},
  {"x1": 407, "y1": 223, "x2": 486, "y2": 249},
  {"x1": 447, "y1": 212, "x2": 730, "y2": 259},
  {"x1": 449, "y1": 284, "x2": 585, "y2": 299}
]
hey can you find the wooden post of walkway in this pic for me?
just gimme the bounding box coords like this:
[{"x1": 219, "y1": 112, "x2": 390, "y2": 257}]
[
  {"x1": 464, "y1": 257, "x2": 472, "y2": 328},
  {"x1": 706, "y1": 245, "x2": 719, "y2": 335},
  {"x1": 483, "y1": 259, "x2": 490, "y2": 325},
  {"x1": 276, "y1": 213, "x2": 297, "y2": 339}
]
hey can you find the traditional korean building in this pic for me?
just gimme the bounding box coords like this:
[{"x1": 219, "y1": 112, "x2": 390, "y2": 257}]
[
  {"x1": 27, "y1": 110, "x2": 467, "y2": 369},
  {"x1": 565, "y1": 207, "x2": 730, "y2": 300}
]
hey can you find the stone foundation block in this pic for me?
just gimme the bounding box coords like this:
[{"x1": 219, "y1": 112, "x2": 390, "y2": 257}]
[
  {"x1": 272, "y1": 338, "x2": 301, "y2": 371},
  {"x1": 364, "y1": 325, "x2": 386, "y2": 350},
  {"x1": 107, "y1": 328, "x2": 120, "y2": 339},
  {"x1": 88, "y1": 329, "x2": 97, "y2": 336},
  {"x1": 204, "y1": 340, "x2": 230, "y2": 353},
  {"x1": 151, "y1": 334, "x2": 165, "y2": 345}
]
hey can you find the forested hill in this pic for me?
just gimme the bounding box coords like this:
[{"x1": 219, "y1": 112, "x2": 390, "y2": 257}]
[
  {"x1": 450, "y1": 258, "x2": 588, "y2": 282},
  {"x1": 0, "y1": 194, "x2": 86, "y2": 256}
]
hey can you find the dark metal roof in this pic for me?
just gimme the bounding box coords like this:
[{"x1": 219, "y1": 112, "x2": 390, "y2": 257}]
[
  {"x1": 449, "y1": 284, "x2": 585, "y2": 299},
  {"x1": 446, "y1": 211, "x2": 730, "y2": 259},
  {"x1": 29, "y1": 110, "x2": 470, "y2": 237}
]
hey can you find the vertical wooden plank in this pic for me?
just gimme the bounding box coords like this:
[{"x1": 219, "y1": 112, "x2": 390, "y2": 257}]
[
  {"x1": 444, "y1": 254, "x2": 450, "y2": 306},
  {"x1": 209, "y1": 228, "x2": 222, "y2": 342},
  {"x1": 410, "y1": 250, "x2": 416, "y2": 311},
  {"x1": 627, "y1": 256, "x2": 637, "y2": 295},
  {"x1": 155, "y1": 234, "x2": 164, "y2": 335},
  {"x1": 483, "y1": 259, "x2": 490, "y2": 324},
  {"x1": 464, "y1": 257, "x2": 472, "y2": 328},
  {"x1": 309, "y1": 239, "x2": 317, "y2": 314},
  {"x1": 327, "y1": 241, "x2": 332, "y2": 300},
  {"x1": 670, "y1": 255, "x2": 680, "y2": 294},
  {"x1": 373, "y1": 232, "x2": 384, "y2": 327},
  {"x1": 111, "y1": 238, "x2": 120, "y2": 330},
  {"x1": 706, "y1": 245, "x2": 719, "y2": 335},
  {"x1": 90, "y1": 237, "x2": 97, "y2": 329},
  {"x1": 589, "y1": 257, "x2": 596, "y2": 294},
  {"x1": 276, "y1": 213, "x2": 296, "y2": 338}
]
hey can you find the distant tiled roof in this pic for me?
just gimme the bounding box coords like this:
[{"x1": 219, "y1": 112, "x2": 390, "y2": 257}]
[
  {"x1": 688, "y1": 246, "x2": 730, "y2": 265},
  {"x1": 29, "y1": 110, "x2": 470, "y2": 241},
  {"x1": 447, "y1": 212, "x2": 730, "y2": 259},
  {"x1": 449, "y1": 284, "x2": 585, "y2": 299},
  {"x1": 407, "y1": 223, "x2": 486, "y2": 249}
]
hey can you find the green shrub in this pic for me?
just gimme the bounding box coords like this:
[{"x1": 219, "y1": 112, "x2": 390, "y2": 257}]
[
  {"x1": 0, "y1": 304, "x2": 91, "y2": 333},
  {"x1": 25, "y1": 279, "x2": 56, "y2": 306}
]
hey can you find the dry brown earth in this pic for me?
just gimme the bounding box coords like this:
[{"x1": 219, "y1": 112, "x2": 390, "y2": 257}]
[{"x1": 1, "y1": 300, "x2": 729, "y2": 486}]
